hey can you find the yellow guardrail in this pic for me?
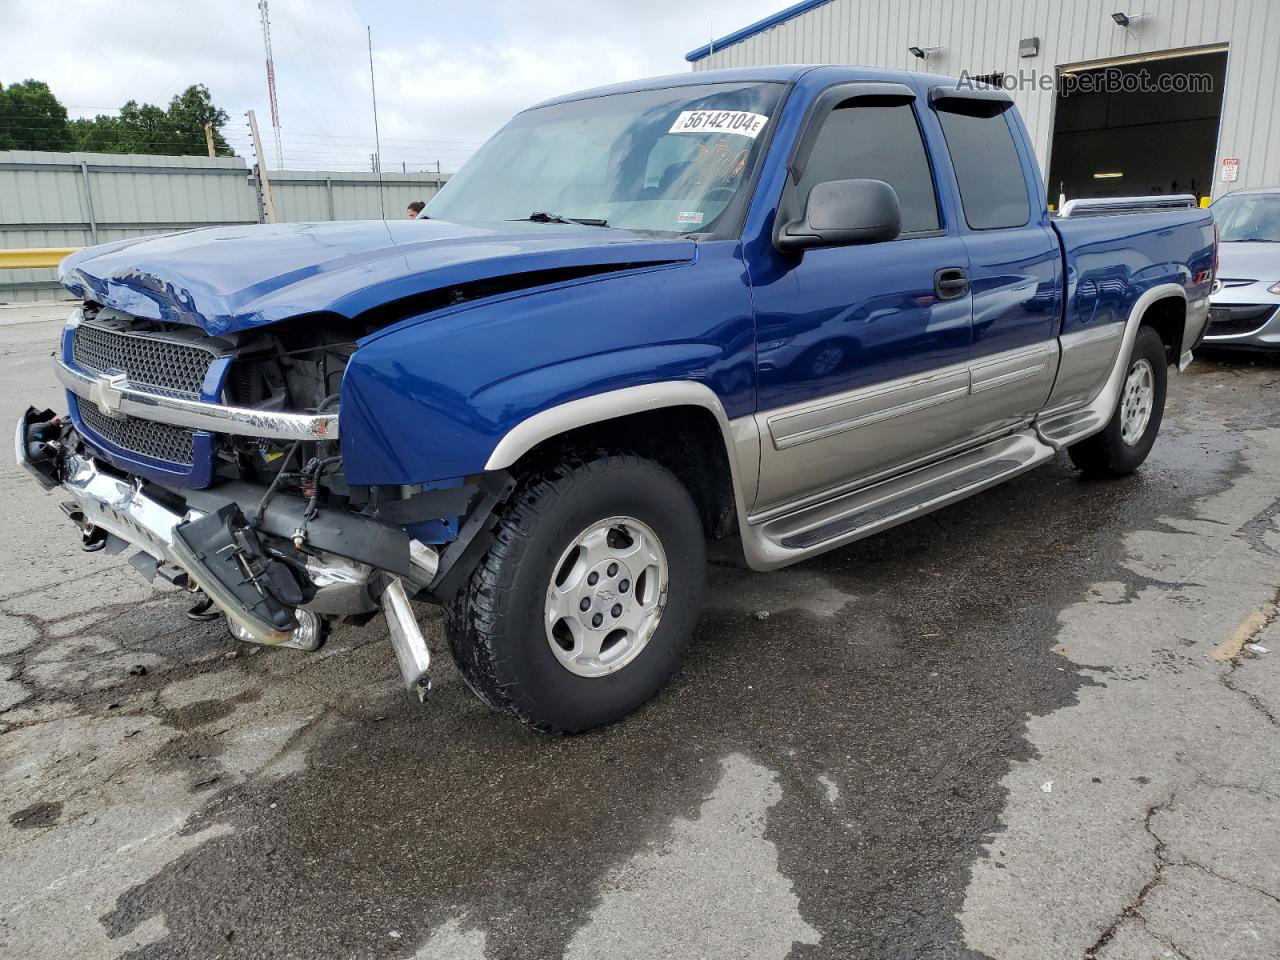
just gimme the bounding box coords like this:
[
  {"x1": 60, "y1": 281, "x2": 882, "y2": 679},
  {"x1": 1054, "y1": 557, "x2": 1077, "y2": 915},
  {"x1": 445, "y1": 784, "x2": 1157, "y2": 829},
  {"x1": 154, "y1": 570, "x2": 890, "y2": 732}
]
[{"x1": 0, "y1": 248, "x2": 80, "y2": 269}]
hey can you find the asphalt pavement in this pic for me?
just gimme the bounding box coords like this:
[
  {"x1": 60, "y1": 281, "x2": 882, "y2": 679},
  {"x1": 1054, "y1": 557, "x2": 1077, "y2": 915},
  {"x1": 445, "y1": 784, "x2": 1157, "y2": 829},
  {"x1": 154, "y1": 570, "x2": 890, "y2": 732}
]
[{"x1": 2, "y1": 302, "x2": 1278, "y2": 960}]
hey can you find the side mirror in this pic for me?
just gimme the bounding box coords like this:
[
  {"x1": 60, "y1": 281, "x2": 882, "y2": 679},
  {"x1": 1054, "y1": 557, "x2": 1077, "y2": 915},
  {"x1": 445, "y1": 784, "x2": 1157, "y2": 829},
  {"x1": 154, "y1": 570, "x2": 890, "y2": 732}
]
[{"x1": 776, "y1": 178, "x2": 903, "y2": 251}]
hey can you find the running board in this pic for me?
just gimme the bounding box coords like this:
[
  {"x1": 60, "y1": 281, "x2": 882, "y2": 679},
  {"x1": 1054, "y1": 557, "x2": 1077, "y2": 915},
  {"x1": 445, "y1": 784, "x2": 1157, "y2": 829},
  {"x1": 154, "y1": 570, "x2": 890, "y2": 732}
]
[
  {"x1": 742, "y1": 431, "x2": 1057, "y2": 569},
  {"x1": 1035, "y1": 406, "x2": 1106, "y2": 450}
]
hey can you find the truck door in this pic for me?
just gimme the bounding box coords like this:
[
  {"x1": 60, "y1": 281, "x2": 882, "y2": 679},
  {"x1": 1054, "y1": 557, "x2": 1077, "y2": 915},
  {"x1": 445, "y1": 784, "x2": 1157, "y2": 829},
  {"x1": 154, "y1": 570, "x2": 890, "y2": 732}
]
[
  {"x1": 748, "y1": 84, "x2": 973, "y2": 513},
  {"x1": 929, "y1": 88, "x2": 1062, "y2": 440}
]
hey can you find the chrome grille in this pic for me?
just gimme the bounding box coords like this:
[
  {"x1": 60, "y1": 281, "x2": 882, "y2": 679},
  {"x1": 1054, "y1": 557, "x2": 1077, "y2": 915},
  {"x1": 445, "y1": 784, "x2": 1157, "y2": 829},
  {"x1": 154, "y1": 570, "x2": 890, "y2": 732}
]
[
  {"x1": 72, "y1": 324, "x2": 215, "y2": 397},
  {"x1": 78, "y1": 398, "x2": 196, "y2": 466}
]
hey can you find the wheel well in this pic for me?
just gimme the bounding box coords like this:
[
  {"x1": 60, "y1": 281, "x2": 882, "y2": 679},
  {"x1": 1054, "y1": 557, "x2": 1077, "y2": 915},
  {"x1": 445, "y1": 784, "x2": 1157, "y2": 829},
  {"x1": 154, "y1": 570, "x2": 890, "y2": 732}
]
[
  {"x1": 1140, "y1": 295, "x2": 1186, "y2": 364},
  {"x1": 510, "y1": 405, "x2": 739, "y2": 541}
]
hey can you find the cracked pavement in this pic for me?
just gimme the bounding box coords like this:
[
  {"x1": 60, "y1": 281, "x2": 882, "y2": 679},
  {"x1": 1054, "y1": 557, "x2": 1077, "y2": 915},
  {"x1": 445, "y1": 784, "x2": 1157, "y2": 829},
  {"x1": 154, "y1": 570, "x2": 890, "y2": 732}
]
[{"x1": 2, "y1": 302, "x2": 1279, "y2": 959}]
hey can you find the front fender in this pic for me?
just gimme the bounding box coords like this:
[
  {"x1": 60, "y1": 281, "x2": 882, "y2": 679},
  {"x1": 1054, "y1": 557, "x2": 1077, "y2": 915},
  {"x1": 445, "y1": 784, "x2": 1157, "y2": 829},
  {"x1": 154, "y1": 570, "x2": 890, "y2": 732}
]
[{"x1": 339, "y1": 242, "x2": 755, "y2": 486}]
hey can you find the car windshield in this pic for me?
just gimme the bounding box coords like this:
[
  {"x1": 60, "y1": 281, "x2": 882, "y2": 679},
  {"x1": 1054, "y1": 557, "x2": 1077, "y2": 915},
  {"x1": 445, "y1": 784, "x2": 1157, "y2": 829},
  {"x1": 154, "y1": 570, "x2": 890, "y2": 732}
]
[
  {"x1": 1212, "y1": 193, "x2": 1280, "y2": 242},
  {"x1": 424, "y1": 81, "x2": 785, "y2": 239}
]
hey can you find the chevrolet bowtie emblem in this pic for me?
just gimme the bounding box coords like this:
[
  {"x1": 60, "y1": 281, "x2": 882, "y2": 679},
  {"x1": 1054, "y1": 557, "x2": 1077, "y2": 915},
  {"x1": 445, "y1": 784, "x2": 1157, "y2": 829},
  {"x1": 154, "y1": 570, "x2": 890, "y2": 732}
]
[{"x1": 88, "y1": 373, "x2": 128, "y2": 419}]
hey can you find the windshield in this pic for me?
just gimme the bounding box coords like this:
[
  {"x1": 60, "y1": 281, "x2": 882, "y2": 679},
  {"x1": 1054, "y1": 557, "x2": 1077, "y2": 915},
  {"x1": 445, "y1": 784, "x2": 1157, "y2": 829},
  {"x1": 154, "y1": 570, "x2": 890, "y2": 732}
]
[
  {"x1": 424, "y1": 81, "x2": 784, "y2": 238},
  {"x1": 1212, "y1": 193, "x2": 1280, "y2": 242}
]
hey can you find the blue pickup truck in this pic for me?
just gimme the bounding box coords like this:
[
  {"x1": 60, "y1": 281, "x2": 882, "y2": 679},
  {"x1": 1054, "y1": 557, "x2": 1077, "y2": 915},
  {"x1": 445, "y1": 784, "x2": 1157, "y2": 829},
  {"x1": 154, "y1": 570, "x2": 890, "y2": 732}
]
[{"x1": 19, "y1": 66, "x2": 1214, "y2": 732}]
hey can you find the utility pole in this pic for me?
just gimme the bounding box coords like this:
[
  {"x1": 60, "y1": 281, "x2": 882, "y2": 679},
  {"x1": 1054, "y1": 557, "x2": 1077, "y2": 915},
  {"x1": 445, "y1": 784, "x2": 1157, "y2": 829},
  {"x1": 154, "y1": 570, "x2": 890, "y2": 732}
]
[
  {"x1": 247, "y1": 110, "x2": 278, "y2": 223},
  {"x1": 258, "y1": 0, "x2": 284, "y2": 169},
  {"x1": 367, "y1": 25, "x2": 385, "y2": 219},
  {"x1": 203, "y1": 123, "x2": 215, "y2": 158}
]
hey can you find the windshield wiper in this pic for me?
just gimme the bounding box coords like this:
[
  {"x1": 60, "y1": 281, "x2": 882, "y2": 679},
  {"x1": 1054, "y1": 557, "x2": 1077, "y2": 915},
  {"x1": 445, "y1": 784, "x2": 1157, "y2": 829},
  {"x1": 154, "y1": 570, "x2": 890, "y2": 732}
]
[{"x1": 515, "y1": 211, "x2": 609, "y2": 227}]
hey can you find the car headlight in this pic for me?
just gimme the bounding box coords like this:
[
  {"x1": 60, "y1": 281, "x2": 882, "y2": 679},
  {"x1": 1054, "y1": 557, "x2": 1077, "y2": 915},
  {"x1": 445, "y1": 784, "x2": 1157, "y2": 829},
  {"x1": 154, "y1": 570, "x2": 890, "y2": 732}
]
[{"x1": 1268, "y1": 282, "x2": 1280, "y2": 295}]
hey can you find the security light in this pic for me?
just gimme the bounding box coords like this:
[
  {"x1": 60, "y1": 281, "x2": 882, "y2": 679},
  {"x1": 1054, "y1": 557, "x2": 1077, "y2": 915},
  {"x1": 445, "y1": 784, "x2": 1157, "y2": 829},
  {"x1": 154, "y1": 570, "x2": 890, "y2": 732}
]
[
  {"x1": 908, "y1": 45, "x2": 940, "y2": 60},
  {"x1": 1111, "y1": 12, "x2": 1146, "y2": 27}
]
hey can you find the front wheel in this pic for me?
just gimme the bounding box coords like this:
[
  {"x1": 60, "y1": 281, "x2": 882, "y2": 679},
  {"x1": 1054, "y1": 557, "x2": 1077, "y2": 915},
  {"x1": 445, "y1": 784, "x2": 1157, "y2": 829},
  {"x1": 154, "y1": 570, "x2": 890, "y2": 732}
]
[
  {"x1": 446, "y1": 451, "x2": 706, "y2": 733},
  {"x1": 1068, "y1": 325, "x2": 1168, "y2": 477}
]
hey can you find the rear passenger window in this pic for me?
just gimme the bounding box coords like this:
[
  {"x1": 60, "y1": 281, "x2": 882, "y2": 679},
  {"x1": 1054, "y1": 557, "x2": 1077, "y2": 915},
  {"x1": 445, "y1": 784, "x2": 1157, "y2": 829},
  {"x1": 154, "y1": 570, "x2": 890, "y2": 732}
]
[
  {"x1": 796, "y1": 102, "x2": 940, "y2": 234},
  {"x1": 936, "y1": 105, "x2": 1031, "y2": 229}
]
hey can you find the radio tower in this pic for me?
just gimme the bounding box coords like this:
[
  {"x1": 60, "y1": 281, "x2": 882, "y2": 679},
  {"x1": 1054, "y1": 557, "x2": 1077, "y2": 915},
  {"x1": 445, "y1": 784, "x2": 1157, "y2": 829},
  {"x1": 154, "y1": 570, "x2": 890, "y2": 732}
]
[{"x1": 258, "y1": 0, "x2": 283, "y2": 170}]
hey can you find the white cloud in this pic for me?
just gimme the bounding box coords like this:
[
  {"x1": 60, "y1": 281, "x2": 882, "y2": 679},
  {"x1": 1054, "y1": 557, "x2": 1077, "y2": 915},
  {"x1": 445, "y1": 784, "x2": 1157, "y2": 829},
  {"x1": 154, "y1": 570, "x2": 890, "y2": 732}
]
[{"x1": 2, "y1": 0, "x2": 786, "y2": 171}]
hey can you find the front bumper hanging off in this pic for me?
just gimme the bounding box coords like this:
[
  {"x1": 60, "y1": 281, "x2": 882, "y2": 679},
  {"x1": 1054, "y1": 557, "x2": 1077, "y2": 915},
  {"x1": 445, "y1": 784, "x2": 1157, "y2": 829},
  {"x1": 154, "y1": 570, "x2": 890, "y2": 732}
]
[{"x1": 16, "y1": 407, "x2": 436, "y2": 700}]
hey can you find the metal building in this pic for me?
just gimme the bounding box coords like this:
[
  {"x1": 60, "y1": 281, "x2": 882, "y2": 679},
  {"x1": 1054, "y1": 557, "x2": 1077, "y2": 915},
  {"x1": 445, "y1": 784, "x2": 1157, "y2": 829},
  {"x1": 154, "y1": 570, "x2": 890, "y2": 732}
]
[{"x1": 688, "y1": 0, "x2": 1277, "y2": 203}]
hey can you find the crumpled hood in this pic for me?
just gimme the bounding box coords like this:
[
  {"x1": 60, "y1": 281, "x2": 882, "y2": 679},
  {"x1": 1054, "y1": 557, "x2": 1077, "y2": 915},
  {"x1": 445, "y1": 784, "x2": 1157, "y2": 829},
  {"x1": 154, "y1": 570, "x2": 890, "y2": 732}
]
[
  {"x1": 1216, "y1": 240, "x2": 1280, "y2": 284},
  {"x1": 58, "y1": 219, "x2": 695, "y2": 336}
]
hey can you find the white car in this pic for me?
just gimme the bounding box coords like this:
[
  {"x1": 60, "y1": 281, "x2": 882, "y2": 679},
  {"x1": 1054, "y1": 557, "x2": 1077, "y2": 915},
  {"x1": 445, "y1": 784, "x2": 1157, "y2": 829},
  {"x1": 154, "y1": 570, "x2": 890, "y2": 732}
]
[{"x1": 1207, "y1": 189, "x2": 1280, "y2": 349}]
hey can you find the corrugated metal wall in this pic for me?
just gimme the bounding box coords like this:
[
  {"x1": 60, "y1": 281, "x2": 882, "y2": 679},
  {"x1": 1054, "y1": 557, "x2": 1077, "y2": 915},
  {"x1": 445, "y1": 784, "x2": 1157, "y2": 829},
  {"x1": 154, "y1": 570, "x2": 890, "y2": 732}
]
[
  {"x1": 692, "y1": 0, "x2": 1277, "y2": 196},
  {"x1": 270, "y1": 170, "x2": 448, "y2": 223},
  {"x1": 0, "y1": 151, "x2": 450, "y2": 302}
]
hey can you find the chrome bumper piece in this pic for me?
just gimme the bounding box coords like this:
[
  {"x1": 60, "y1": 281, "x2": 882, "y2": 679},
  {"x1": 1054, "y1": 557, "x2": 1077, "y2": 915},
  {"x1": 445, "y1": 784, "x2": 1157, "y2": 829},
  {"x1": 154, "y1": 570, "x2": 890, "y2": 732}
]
[
  {"x1": 55, "y1": 452, "x2": 318, "y2": 648},
  {"x1": 21, "y1": 430, "x2": 435, "y2": 695},
  {"x1": 382, "y1": 578, "x2": 432, "y2": 701},
  {"x1": 54, "y1": 357, "x2": 340, "y2": 441}
]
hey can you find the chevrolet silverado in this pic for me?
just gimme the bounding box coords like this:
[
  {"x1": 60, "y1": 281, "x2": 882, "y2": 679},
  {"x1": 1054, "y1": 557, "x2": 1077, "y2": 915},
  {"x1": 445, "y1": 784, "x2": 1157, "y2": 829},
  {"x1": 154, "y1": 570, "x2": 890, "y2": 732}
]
[{"x1": 18, "y1": 66, "x2": 1215, "y2": 732}]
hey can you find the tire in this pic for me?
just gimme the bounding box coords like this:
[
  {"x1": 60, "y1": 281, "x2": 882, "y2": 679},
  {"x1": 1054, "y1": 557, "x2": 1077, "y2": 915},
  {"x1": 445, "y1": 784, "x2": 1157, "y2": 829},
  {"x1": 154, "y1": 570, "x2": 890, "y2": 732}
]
[
  {"x1": 1068, "y1": 325, "x2": 1168, "y2": 478},
  {"x1": 446, "y1": 450, "x2": 706, "y2": 734}
]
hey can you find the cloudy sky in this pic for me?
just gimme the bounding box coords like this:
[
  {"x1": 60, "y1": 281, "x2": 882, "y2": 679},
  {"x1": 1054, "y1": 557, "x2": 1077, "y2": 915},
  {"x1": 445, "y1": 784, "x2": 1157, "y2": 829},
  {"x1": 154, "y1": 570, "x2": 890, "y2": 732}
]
[{"x1": 3, "y1": 0, "x2": 786, "y2": 172}]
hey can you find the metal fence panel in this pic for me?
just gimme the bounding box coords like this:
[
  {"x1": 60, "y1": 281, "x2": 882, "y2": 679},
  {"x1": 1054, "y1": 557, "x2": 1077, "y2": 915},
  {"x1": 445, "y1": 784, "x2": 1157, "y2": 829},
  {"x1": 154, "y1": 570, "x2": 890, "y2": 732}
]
[{"x1": 0, "y1": 150, "x2": 451, "y2": 302}]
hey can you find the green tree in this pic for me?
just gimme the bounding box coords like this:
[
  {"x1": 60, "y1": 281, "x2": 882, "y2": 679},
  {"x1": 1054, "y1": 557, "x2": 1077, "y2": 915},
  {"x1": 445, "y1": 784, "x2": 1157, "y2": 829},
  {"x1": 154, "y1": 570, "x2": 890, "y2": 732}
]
[
  {"x1": 2, "y1": 80, "x2": 234, "y2": 157},
  {"x1": 68, "y1": 114, "x2": 124, "y2": 152},
  {"x1": 70, "y1": 84, "x2": 233, "y2": 157},
  {"x1": 114, "y1": 100, "x2": 173, "y2": 153},
  {"x1": 164, "y1": 84, "x2": 232, "y2": 155},
  {"x1": 0, "y1": 79, "x2": 72, "y2": 151}
]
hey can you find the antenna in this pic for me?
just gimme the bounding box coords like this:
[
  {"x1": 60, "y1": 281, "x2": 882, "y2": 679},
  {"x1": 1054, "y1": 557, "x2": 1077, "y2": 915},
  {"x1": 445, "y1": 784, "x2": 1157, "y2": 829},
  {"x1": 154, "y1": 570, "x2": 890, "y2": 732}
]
[
  {"x1": 368, "y1": 25, "x2": 385, "y2": 219},
  {"x1": 258, "y1": 0, "x2": 284, "y2": 170}
]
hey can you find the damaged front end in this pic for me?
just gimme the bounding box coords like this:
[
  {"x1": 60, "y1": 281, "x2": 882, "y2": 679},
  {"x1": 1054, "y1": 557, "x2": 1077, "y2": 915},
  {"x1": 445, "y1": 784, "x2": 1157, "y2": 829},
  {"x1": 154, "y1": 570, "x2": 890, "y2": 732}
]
[{"x1": 17, "y1": 305, "x2": 496, "y2": 702}]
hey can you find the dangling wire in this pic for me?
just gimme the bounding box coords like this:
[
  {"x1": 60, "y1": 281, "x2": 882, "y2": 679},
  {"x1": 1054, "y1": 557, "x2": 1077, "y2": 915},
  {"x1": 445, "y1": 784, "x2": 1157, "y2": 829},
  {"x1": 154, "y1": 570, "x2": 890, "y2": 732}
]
[{"x1": 255, "y1": 438, "x2": 303, "y2": 523}]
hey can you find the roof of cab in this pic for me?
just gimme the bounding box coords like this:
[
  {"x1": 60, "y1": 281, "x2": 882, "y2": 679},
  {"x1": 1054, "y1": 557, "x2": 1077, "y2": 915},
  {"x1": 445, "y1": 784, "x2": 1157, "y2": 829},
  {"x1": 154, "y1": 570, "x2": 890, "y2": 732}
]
[
  {"x1": 528, "y1": 65, "x2": 814, "y2": 110},
  {"x1": 527, "y1": 64, "x2": 966, "y2": 111}
]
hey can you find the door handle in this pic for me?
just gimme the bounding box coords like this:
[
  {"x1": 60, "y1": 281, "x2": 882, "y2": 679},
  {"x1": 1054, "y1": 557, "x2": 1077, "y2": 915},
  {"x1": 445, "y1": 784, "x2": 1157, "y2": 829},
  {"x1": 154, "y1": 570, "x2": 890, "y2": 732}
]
[{"x1": 934, "y1": 267, "x2": 969, "y2": 301}]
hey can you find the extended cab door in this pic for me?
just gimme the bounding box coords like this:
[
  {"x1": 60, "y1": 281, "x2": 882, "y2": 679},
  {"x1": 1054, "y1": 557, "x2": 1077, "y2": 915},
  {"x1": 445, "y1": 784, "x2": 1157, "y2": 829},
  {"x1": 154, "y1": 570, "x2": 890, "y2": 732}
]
[
  {"x1": 747, "y1": 83, "x2": 973, "y2": 513},
  {"x1": 929, "y1": 87, "x2": 1062, "y2": 440}
]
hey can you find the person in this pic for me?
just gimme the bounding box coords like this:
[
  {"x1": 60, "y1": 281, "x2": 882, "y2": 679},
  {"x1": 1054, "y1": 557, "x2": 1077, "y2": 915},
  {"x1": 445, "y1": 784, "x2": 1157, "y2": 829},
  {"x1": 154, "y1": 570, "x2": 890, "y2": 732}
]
[{"x1": 406, "y1": 201, "x2": 425, "y2": 219}]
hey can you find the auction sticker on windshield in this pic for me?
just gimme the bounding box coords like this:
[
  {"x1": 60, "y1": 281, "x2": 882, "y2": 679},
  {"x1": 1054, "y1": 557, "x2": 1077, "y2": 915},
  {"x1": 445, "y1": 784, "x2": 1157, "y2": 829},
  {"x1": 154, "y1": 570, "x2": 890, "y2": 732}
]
[{"x1": 669, "y1": 110, "x2": 769, "y2": 138}]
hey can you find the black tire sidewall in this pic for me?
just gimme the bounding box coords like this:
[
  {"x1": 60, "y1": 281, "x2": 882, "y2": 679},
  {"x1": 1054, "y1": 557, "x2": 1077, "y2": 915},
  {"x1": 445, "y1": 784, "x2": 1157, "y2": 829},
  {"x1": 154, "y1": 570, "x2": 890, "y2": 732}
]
[
  {"x1": 1105, "y1": 326, "x2": 1167, "y2": 471},
  {"x1": 1070, "y1": 325, "x2": 1168, "y2": 476},
  {"x1": 487, "y1": 458, "x2": 705, "y2": 731}
]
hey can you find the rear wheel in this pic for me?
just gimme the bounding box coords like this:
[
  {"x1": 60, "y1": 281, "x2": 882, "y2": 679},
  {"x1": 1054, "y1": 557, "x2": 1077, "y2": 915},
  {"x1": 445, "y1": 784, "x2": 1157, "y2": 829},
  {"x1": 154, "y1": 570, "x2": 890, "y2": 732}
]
[
  {"x1": 1069, "y1": 325, "x2": 1168, "y2": 477},
  {"x1": 446, "y1": 451, "x2": 706, "y2": 733}
]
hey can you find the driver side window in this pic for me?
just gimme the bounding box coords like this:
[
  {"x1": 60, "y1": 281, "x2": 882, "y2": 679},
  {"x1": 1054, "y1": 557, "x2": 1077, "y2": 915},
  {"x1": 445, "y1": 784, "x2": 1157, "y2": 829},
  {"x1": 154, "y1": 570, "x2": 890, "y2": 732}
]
[{"x1": 797, "y1": 101, "x2": 941, "y2": 234}]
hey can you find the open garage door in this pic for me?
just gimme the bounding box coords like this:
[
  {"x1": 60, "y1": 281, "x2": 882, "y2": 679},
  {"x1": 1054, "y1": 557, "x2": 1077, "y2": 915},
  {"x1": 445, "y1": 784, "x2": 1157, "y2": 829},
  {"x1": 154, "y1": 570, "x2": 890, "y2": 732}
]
[{"x1": 1047, "y1": 47, "x2": 1227, "y2": 207}]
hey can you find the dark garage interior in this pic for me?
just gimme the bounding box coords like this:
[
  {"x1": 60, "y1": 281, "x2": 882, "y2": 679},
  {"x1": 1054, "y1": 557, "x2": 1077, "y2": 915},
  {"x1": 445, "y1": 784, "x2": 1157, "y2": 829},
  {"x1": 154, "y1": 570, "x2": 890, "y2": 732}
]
[{"x1": 1047, "y1": 48, "x2": 1228, "y2": 205}]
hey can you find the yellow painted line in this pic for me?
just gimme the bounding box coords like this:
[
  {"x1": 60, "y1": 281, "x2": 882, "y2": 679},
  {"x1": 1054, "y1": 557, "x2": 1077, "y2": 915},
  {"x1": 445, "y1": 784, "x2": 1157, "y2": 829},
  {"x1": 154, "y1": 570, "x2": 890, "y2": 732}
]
[
  {"x1": 1209, "y1": 610, "x2": 1269, "y2": 662},
  {"x1": 0, "y1": 248, "x2": 80, "y2": 269}
]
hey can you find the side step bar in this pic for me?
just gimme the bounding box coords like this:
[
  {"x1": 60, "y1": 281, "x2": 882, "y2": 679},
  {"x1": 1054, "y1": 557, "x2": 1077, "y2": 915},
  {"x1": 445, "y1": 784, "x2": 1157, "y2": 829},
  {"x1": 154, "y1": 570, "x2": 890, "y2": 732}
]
[{"x1": 742, "y1": 431, "x2": 1057, "y2": 569}]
